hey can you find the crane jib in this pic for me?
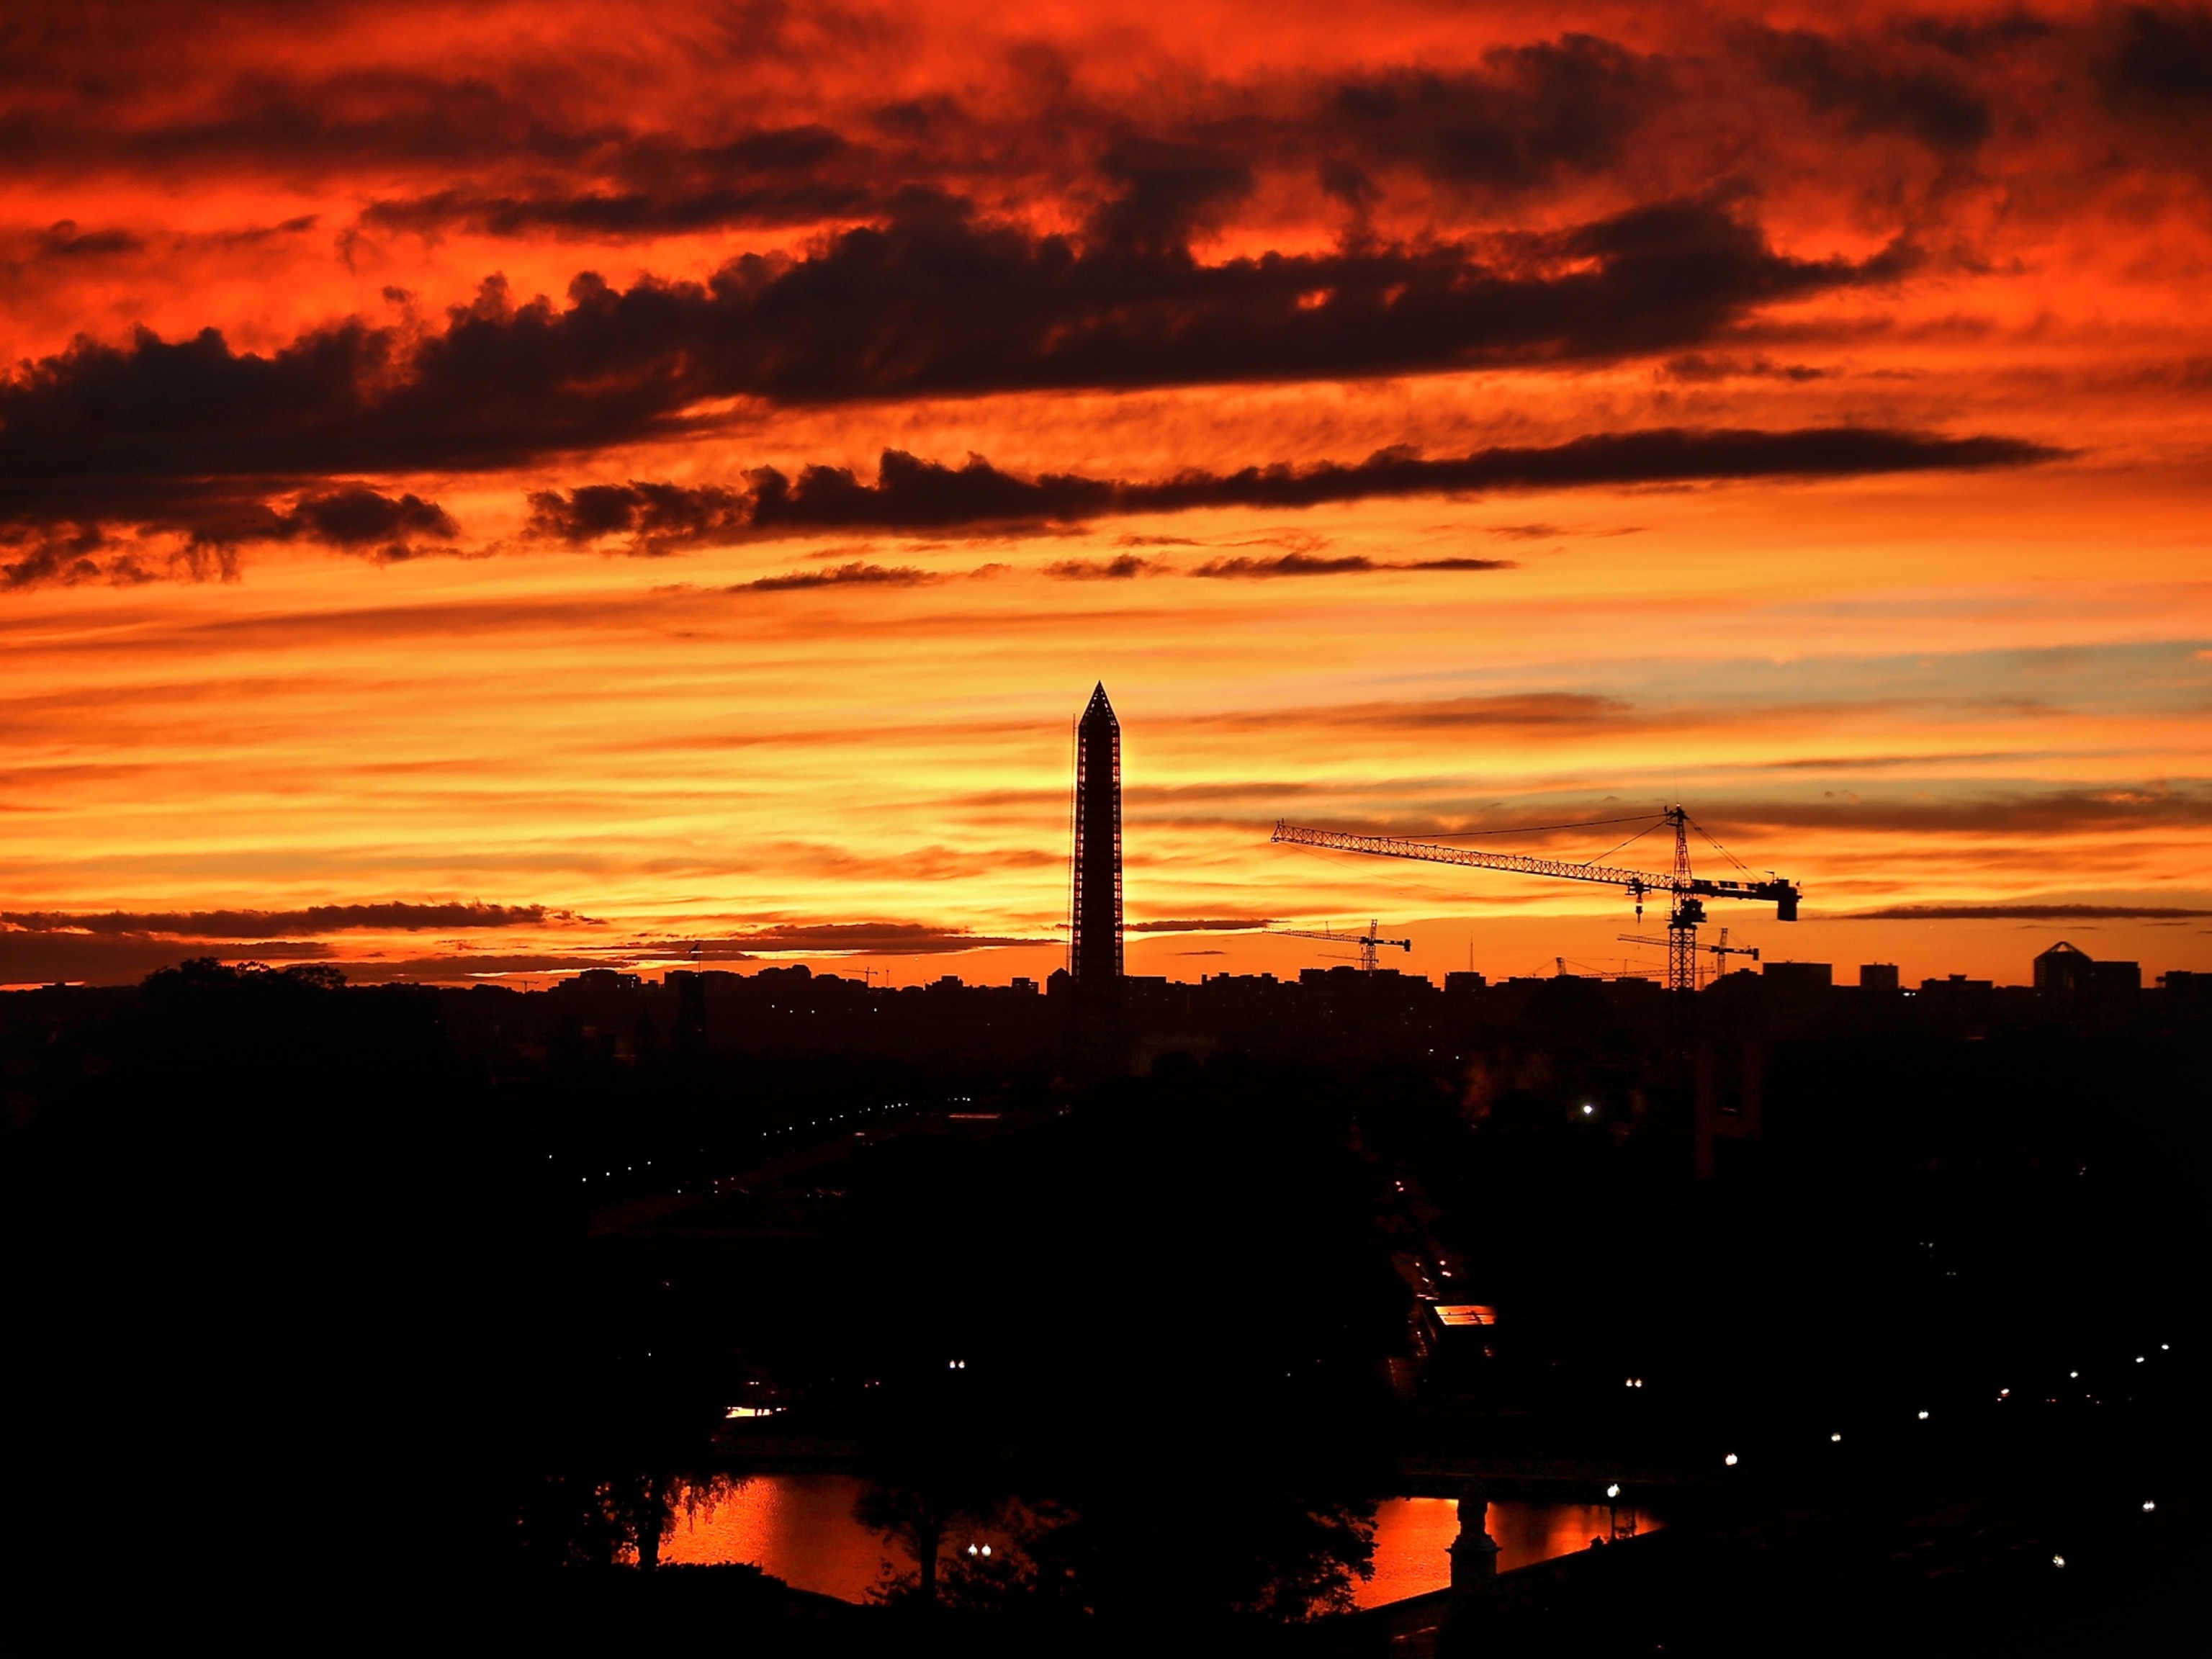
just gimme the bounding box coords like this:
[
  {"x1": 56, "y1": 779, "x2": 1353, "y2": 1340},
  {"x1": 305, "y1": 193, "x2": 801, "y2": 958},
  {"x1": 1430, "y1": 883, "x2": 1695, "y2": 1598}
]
[{"x1": 1270, "y1": 821, "x2": 1802, "y2": 920}]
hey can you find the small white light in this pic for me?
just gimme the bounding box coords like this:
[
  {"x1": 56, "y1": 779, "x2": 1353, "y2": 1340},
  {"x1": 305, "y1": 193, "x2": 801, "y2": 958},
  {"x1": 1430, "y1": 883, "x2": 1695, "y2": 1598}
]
[
  {"x1": 2051, "y1": 1554, "x2": 2065, "y2": 1568},
  {"x1": 981, "y1": 1545, "x2": 993, "y2": 1557},
  {"x1": 2143, "y1": 1501, "x2": 2156, "y2": 1512},
  {"x1": 2069, "y1": 1371, "x2": 2078, "y2": 1378},
  {"x1": 1917, "y1": 1411, "x2": 1930, "y2": 1420},
  {"x1": 1606, "y1": 1484, "x2": 1621, "y2": 1499},
  {"x1": 2135, "y1": 1356, "x2": 2144, "y2": 1364},
  {"x1": 967, "y1": 1545, "x2": 978, "y2": 1556},
  {"x1": 1581, "y1": 1104, "x2": 1594, "y2": 1116},
  {"x1": 1724, "y1": 1453, "x2": 1738, "y2": 1467},
  {"x1": 1830, "y1": 1433, "x2": 1842, "y2": 1443}
]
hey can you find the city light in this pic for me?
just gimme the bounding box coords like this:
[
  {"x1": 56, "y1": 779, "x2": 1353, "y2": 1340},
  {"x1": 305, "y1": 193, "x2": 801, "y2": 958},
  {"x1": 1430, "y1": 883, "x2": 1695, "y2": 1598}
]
[
  {"x1": 1606, "y1": 1484, "x2": 1620, "y2": 1499},
  {"x1": 1724, "y1": 1453, "x2": 1738, "y2": 1467},
  {"x1": 1917, "y1": 1411, "x2": 1929, "y2": 1420},
  {"x1": 2052, "y1": 1555, "x2": 2066, "y2": 1568},
  {"x1": 1581, "y1": 1104, "x2": 1594, "y2": 1117},
  {"x1": 2143, "y1": 1501, "x2": 2157, "y2": 1512},
  {"x1": 1830, "y1": 1433, "x2": 1842, "y2": 1442}
]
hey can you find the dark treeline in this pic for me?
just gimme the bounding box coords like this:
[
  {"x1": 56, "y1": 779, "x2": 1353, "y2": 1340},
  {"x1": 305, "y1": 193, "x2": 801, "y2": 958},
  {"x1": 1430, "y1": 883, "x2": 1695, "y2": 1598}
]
[{"x1": 4, "y1": 958, "x2": 2204, "y2": 1648}]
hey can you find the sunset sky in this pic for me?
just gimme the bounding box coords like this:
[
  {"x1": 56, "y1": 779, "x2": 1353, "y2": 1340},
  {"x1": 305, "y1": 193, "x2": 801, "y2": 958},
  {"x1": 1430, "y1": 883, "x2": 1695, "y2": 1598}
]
[{"x1": 4, "y1": 0, "x2": 2210, "y2": 989}]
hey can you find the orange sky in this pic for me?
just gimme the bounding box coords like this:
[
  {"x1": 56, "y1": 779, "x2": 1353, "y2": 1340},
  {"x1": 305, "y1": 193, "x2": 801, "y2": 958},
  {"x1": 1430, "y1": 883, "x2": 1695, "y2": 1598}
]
[{"x1": 4, "y1": 0, "x2": 2209, "y2": 989}]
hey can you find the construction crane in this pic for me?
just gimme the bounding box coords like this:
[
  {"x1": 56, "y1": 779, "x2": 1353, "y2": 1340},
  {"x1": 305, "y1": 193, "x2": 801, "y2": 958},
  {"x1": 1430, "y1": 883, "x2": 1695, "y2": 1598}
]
[
  {"x1": 1269, "y1": 918, "x2": 1411, "y2": 974},
  {"x1": 1271, "y1": 805, "x2": 1799, "y2": 994},
  {"x1": 1617, "y1": 925, "x2": 1759, "y2": 990}
]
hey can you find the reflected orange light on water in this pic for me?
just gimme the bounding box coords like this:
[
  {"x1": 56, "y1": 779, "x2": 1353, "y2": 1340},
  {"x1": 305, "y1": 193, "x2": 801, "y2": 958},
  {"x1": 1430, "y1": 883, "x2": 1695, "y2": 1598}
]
[
  {"x1": 1354, "y1": 1497, "x2": 1658, "y2": 1609},
  {"x1": 657, "y1": 1474, "x2": 894, "y2": 1599},
  {"x1": 654, "y1": 1475, "x2": 1655, "y2": 1608}
]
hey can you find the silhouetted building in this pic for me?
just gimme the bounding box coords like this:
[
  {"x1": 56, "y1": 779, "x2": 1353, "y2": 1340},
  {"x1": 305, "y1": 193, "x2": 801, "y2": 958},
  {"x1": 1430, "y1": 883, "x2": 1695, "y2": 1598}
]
[
  {"x1": 1920, "y1": 973, "x2": 1994, "y2": 994},
  {"x1": 2164, "y1": 970, "x2": 2212, "y2": 1008},
  {"x1": 1858, "y1": 963, "x2": 1900, "y2": 993},
  {"x1": 1761, "y1": 961, "x2": 1832, "y2": 989},
  {"x1": 2036, "y1": 940, "x2": 2092, "y2": 994},
  {"x1": 560, "y1": 968, "x2": 641, "y2": 993},
  {"x1": 1070, "y1": 683, "x2": 1123, "y2": 984},
  {"x1": 2036, "y1": 940, "x2": 2140, "y2": 996}
]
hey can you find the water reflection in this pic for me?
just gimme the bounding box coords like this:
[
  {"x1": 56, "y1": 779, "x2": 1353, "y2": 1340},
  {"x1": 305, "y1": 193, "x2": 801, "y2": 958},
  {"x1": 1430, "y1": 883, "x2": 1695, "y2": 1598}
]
[
  {"x1": 657, "y1": 1476, "x2": 1657, "y2": 1609},
  {"x1": 660, "y1": 1473, "x2": 895, "y2": 1599},
  {"x1": 1357, "y1": 1498, "x2": 1656, "y2": 1608}
]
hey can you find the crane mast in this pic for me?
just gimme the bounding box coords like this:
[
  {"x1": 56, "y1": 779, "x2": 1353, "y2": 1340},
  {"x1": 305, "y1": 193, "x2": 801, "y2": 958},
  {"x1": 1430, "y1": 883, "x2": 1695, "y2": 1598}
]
[{"x1": 1270, "y1": 806, "x2": 1800, "y2": 994}]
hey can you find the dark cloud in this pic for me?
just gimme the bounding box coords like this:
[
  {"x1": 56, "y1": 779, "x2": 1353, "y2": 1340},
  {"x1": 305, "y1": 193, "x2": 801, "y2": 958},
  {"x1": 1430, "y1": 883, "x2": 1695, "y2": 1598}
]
[
  {"x1": 1088, "y1": 137, "x2": 1256, "y2": 254},
  {"x1": 0, "y1": 31, "x2": 1673, "y2": 234},
  {"x1": 28, "y1": 219, "x2": 145, "y2": 259},
  {"x1": 737, "y1": 560, "x2": 941, "y2": 592},
  {"x1": 358, "y1": 124, "x2": 878, "y2": 239},
  {"x1": 1716, "y1": 785, "x2": 2212, "y2": 837},
  {"x1": 1190, "y1": 552, "x2": 1380, "y2": 578},
  {"x1": 720, "y1": 922, "x2": 1053, "y2": 954},
  {"x1": 1847, "y1": 903, "x2": 2212, "y2": 920},
  {"x1": 1177, "y1": 692, "x2": 1637, "y2": 739},
  {"x1": 2103, "y1": 6, "x2": 2212, "y2": 105},
  {"x1": 1661, "y1": 353, "x2": 1830, "y2": 382},
  {"x1": 0, "y1": 12, "x2": 2202, "y2": 280},
  {"x1": 0, "y1": 482, "x2": 460, "y2": 588},
  {"x1": 526, "y1": 480, "x2": 751, "y2": 556},
  {"x1": 1042, "y1": 554, "x2": 1166, "y2": 580},
  {"x1": 272, "y1": 486, "x2": 458, "y2": 556},
  {"x1": 1747, "y1": 25, "x2": 1992, "y2": 150},
  {"x1": 1, "y1": 902, "x2": 559, "y2": 937},
  {"x1": 529, "y1": 427, "x2": 2061, "y2": 555},
  {"x1": 1328, "y1": 35, "x2": 1662, "y2": 192},
  {"x1": 0, "y1": 63, "x2": 626, "y2": 176},
  {"x1": 0, "y1": 523, "x2": 162, "y2": 590},
  {"x1": 0, "y1": 195, "x2": 1917, "y2": 539},
  {"x1": 1188, "y1": 552, "x2": 1514, "y2": 578}
]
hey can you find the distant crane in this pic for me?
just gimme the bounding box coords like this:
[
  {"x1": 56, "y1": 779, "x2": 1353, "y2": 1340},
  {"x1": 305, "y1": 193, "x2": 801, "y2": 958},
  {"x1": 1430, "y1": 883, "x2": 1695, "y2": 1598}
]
[
  {"x1": 1269, "y1": 918, "x2": 1411, "y2": 975},
  {"x1": 1616, "y1": 925, "x2": 1759, "y2": 990},
  {"x1": 1272, "y1": 804, "x2": 1800, "y2": 994}
]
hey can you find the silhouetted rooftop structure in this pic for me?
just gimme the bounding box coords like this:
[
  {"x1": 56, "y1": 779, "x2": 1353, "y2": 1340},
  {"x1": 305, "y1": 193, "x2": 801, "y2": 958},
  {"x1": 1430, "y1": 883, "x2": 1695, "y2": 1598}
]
[
  {"x1": 2036, "y1": 939, "x2": 2140, "y2": 996},
  {"x1": 1761, "y1": 960, "x2": 1832, "y2": 989}
]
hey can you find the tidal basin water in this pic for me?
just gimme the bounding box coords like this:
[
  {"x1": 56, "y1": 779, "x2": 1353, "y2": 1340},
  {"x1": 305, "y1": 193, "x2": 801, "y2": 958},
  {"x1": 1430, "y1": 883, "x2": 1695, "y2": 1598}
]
[{"x1": 657, "y1": 1475, "x2": 1655, "y2": 1608}]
